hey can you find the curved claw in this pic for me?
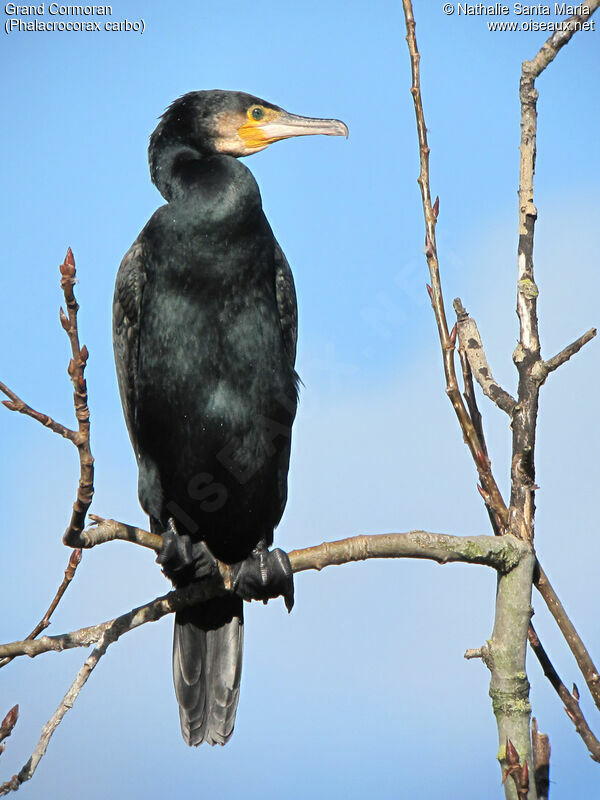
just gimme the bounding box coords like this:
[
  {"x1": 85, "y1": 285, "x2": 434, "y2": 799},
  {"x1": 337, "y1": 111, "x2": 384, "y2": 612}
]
[
  {"x1": 231, "y1": 545, "x2": 294, "y2": 611},
  {"x1": 156, "y1": 519, "x2": 218, "y2": 585}
]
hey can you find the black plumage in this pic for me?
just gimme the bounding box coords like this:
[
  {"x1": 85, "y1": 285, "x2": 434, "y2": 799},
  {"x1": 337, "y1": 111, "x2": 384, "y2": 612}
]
[{"x1": 113, "y1": 90, "x2": 347, "y2": 746}]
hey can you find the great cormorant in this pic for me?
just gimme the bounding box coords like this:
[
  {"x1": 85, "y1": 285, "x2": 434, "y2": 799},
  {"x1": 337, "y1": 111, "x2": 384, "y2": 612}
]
[{"x1": 113, "y1": 90, "x2": 347, "y2": 746}]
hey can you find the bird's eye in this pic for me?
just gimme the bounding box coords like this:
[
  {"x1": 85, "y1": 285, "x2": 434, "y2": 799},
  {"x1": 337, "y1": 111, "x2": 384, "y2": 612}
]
[{"x1": 251, "y1": 106, "x2": 264, "y2": 121}]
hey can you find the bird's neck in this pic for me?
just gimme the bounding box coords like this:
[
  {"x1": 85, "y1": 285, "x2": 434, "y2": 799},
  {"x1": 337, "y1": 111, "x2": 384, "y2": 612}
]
[
  {"x1": 149, "y1": 140, "x2": 207, "y2": 201},
  {"x1": 149, "y1": 139, "x2": 263, "y2": 232}
]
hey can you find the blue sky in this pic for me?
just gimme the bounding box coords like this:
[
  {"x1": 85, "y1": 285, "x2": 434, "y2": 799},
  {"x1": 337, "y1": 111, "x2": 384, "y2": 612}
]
[{"x1": 1, "y1": 1, "x2": 599, "y2": 797}]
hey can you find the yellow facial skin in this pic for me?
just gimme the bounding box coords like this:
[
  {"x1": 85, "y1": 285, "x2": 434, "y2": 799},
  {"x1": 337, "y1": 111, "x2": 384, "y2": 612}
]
[
  {"x1": 214, "y1": 104, "x2": 348, "y2": 157},
  {"x1": 237, "y1": 105, "x2": 282, "y2": 152}
]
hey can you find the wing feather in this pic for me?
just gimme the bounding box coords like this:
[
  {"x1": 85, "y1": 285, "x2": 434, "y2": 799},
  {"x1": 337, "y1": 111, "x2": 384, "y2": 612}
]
[
  {"x1": 112, "y1": 239, "x2": 147, "y2": 447},
  {"x1": 273, "y1": 240, "x2": 298, "y2": 367}
]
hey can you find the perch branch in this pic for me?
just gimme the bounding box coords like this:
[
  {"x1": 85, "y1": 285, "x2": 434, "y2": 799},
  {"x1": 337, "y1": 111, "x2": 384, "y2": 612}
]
[
  {"x1": 85, "y1": 515, "x2": 162, "y2": 551},
  {"x1": 0, "y1": 531, "x2": 529, "y2": 661},
  {"x1": 0, "y1": 530, "x2": 529, "y2": 793}
]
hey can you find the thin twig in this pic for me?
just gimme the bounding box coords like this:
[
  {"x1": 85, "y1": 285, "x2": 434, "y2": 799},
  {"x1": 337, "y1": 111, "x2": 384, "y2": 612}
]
[
  {"x1": 0, "y1": 383, "x2": 76, "y2": 441},
  {"x1": 0, "y1": 549, "x2": 82, "y2": 670},
  {"x1": 402, "y1": 5, "x2": 536, "y2": 793},
  {"x1": 58, "y1": 248, "x2": 95, "y2": 547},
  {"x1": 531, "y1": 719, "x2": 550, "y2": 800},
  {"x1": 454, "y1": 313, "x2": 504, "y2": 537},
  {"x1": 0, "y1": 248, "x2": 95, "y2": 549},
  {"x1": 532, "y1": 328, "x2": 597, "y2": 384},
  {"x1": 528, "y1": 624, "x2": 600, "y2": 762},
  {"x1": 534, "y1": 565, "x2": 600, "y2": 713},
  {"x1": 0, "y1": 631, "x2": 111, "y2": 795},
  {"x1": 401, "y1": 0, "x2": 508, "y2": 535}
]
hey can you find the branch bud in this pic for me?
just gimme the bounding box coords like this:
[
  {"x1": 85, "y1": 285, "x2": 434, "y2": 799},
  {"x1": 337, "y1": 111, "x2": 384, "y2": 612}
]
[
  {"x1": 426, "y1": 283, "x2": 433, "y2": 300},
  {"x1": 59, "y1": 248, "x2": 76, "y2": 278},
  {"x1": 477, "y1": 484, "x2": 491, "y2": 504},
  {"x1": 424, "y1": 231, "x2": 435, "y2": 258},
  {"x1": 80, "y1": 344, "x2": 89, "y2": 363},
  {"x1": 59, "y1": 307, "x2": 70, "y2": 331},
  {"x1": 0, "y1": 705, "x2": 19, "y2": 738},
  {"x1": 572, "y1": 682, "x2": 580, "y2": 701},
  {"x1": 449, "y1": 323, "x2": 457, "y2": 347},
  {"x1": 520, "y1": 760, "x2": 529, "y2": 789},
  {"x1": 433, "y1": 195, "x2": 440, "y2": 218},
  {"x1": 505, "y1": 738, "x2": 519, "y2": 766},
  {"x1": 476, "y1": 449, "x2": 488, "y2": 470},
  {"x1": 65, "y1": 548, "x2": 83, "y2": 580}
]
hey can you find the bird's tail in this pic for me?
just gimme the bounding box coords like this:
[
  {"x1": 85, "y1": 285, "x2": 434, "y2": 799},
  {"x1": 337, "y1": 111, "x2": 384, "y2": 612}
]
[{"x1": 173, "y1": 594, "x2": 244, "y2": 746}]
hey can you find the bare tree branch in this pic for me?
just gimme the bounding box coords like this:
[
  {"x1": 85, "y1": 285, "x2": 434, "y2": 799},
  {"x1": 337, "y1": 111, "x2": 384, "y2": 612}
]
[
  {"x1": 524, "y1": 1, "x2": 600, "y2": 79},
  {"x1": 86, "y1": 515, "x2": 162, "y2": 551},
  {"x1": 401, "y1": 0, "x2": 509, "y2": 536},
  {"x1": 1, "y1": 3, "x2": 598, "y2": 795},
  {"x1": 0, "y1": 530, "x2": 530, "y2": 793},
  {"x1": 402, "y1": 3, "x2": 539, "y2": 793},
  {"x1": 0, "y1": 631, "x2": 112, "y2": 795},
  {"x1": 532, "y1": 328, "x2": 597, "y2": 384},
  {"x1": 0, "y1": 531, "x2": 529, "y2": 662},
  {"x1": 0, "y1": 383, "x2": 76, "y2": 441},
  {"x1": 534, "y1": 566, "x2": 600, "y2": 713},
  {"x1": 511, "y1": 0, "x2": 600, "y2": 540},
  {"x1": 528, "y1": 624, "x2": 600, "y2": 762},
  {"x1": 57, "y1": 248, "x2": 95, "y2": 548},
  {"x1": 453, "y1": 298, "x2": 517, "y2": 416},
  {"x1": 0, "y1": 248, "x2": 94, "y2": 550}
]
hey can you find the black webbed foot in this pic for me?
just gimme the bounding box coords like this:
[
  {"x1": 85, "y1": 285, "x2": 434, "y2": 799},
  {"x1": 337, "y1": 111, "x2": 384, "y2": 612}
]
[
  {"x1": 156, "y1": 518, "x2": 218, "y2": 585},
  {"x1": 231, "y1": 541, "x2": 294, "y2": 612}
]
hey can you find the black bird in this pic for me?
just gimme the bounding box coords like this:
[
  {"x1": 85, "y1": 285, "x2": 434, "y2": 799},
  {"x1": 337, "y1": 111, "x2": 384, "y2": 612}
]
[{"x1": 113, "y1": 90, "x2": 347, "y2": 746}]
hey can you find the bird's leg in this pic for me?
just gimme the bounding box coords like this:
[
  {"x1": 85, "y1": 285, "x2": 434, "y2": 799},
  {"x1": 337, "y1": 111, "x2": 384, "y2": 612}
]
[
  {"x1": 156, "y1": 518, "x2": 218, "y2": 585},
  {"x1": 231, "y1": 540, "x2": 294, "y2": 611}
]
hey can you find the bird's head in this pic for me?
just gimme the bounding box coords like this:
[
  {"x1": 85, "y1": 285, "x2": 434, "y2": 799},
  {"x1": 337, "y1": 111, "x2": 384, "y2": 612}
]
[
  {"x1": 152, "y1": 89, "x2": 348, "y2": 156},
  {"x1": 149, "y1": 90, "x2": 348, "y2": 197}
]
